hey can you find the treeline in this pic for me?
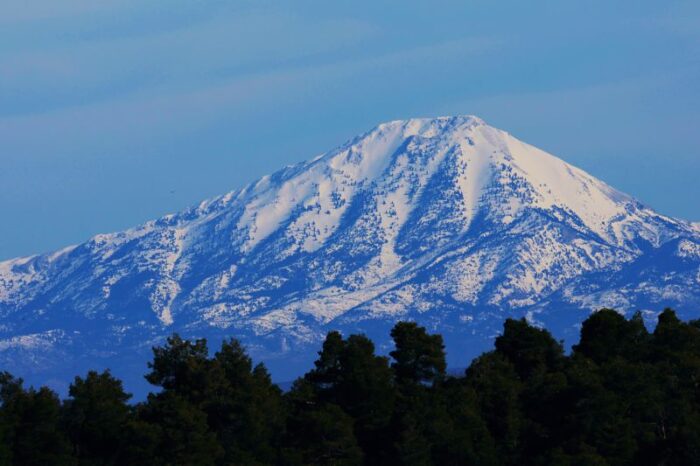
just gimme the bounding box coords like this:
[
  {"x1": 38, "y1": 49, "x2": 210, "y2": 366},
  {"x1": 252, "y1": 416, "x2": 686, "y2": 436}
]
[{"x1": 1, "y1": 308, "x2": 700, "y2": 465}]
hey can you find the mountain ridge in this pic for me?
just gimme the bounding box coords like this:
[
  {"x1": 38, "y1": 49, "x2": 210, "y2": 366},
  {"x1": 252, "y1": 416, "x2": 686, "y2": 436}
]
[{"x1": 1, "y1": 115, "x2": 698, "y2": 394}]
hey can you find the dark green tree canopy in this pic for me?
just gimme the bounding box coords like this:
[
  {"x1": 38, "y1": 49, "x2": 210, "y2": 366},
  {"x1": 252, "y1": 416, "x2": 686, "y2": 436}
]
[
  {"x1": 0, "y1": 308, "x2": 699, "y2": 465},
  {"x1": 495, "y1": 318, "x2": 564, "y2": 379},
  {"x1": 573, "y1": 308, "x2": 649, "y2": 363},
  {"x1": 145, "y1": 334, "x2": 212, "y2": 401},
  {"x1": 63, "y1": 370, "x2": 132, "y2": 465},
  {"x1": 390, "y1": 322, "x2": 446, "y2": 387}
]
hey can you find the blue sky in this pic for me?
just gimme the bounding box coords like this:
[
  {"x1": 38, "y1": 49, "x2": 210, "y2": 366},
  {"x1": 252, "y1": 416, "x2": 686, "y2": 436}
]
[{"x1": 2, "y1": 0, "x2": 699, "y2": 260}]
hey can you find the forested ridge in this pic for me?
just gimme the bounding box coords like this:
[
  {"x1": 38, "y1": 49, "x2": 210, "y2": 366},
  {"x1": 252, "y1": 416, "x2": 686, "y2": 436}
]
[{"x1": 1, "y1": 308, "x2": 700, "y2": 465}]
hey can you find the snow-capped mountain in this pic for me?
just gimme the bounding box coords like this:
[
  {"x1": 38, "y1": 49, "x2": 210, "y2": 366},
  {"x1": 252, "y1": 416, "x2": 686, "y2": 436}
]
[{"x1": 1, "y1": 116, "x2": 699, "y2": 394}]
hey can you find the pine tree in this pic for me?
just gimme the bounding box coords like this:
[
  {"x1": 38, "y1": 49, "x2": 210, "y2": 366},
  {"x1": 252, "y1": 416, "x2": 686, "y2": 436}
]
[
  {"x1": 388, "y1": 322, "x2": 447, "y2": 465},
  {"x1": 465, "y1": 351, "x2": 523, "y2": 464},
  {"x1": 141, "y1": 334, "x2": 226, "y2": 464},
  {"x1": 283, "y1": 379, "x2": 363, "y2": 465},
  {"x1": 390, "y1": 322, "x2": 446, "y2": 388},
  {"x1": 0, "y1": 372, "x2": 21, "y2": 465},
  {"x1": 209, "y1": 338, "x2": 285, "y2": 464},
  {"x1": 391, "y1": 412, "x2": 432, "y2": 466},
  {"x1": 0, "y1": 376, "x2": 74, "y2": 465},
  {"x1": 136, "y1": 392, "x2": 223, "y2": 465},
  {"x1": 305, "y1": 332, "x2": 395, "y2": 464},
  {"x1": 144, "y1": 334, "x2": 214, "y2": 404},
  {"x1": 429, "y1": 378, "x2": 498, "y2": 465},
  {"x1": 495, "y1": 318, "x2": 564, "y2": 380},
  {"x1": 62, "y1": 370, "x2": 132, "y2": 465},
  {"x1": 573, "y1": 308, "x2": 649, "y2": 363}
]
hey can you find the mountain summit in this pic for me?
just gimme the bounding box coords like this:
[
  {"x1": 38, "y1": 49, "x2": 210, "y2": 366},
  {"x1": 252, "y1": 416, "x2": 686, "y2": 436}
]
[{"x1": 2, "y1": 116, "x2": 699, "y2": 393}]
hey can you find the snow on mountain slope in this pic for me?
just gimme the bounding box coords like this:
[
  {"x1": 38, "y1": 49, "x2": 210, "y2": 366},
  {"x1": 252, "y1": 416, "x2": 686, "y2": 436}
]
[{"x1": 1, "y1": 115, "x2": 698, "y2": 394}]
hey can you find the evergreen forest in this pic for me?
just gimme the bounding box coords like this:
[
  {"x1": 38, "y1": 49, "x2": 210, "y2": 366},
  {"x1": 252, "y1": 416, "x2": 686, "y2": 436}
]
[{"x1": 1, "y1": 308, "x2": 700, "y2": 465}]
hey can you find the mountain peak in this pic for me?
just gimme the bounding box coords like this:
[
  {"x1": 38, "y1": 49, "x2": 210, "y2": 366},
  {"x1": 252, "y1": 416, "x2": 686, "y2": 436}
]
[
  {"x1": 1, "y1": 116, "x2": 698, "y2": 394},
  {"x1": 237, "y1": 115, "x2": 679, "y2": 255},
  {"x1": 378, "y1": 114, "x2": 487, "y2": 132}
]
